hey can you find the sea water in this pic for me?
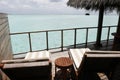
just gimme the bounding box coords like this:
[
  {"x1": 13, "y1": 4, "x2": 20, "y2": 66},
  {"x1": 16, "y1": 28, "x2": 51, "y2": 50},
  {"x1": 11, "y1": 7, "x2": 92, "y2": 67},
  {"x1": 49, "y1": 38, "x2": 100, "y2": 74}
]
[{"x1": 8, "y1": 15, "x2": 118, "y2": 54}]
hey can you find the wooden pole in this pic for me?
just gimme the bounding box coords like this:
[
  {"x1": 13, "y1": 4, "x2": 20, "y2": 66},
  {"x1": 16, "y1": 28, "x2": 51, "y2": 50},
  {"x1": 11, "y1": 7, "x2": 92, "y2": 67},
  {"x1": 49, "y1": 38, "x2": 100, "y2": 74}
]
[
  {"x1": 116, "y1": 14, "x2": 120, "y2": 34},
  {"x1": 95, "y1": 7, "x2": 104, "y2": 48}
]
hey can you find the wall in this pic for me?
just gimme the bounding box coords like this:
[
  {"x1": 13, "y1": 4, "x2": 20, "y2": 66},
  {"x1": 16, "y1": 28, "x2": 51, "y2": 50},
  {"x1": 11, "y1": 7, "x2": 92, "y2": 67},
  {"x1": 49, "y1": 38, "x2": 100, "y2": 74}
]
[{"x1": 0, "y1": 13, "x2": 13, "y2": 80}]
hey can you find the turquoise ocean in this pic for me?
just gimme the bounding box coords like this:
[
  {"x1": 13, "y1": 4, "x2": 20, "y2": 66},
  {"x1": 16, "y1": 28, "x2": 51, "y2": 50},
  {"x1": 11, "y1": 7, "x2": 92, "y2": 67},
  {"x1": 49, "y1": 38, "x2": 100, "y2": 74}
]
[{"x1": 8, "y1": 15, "x2": 118, "y2": 54}]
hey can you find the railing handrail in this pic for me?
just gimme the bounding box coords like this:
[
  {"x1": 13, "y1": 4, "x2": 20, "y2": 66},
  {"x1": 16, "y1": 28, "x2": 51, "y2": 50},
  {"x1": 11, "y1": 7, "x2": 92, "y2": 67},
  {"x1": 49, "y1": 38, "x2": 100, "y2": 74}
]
[{"x1": 10, "y1": 25, "x2": 117, "y2": 35}]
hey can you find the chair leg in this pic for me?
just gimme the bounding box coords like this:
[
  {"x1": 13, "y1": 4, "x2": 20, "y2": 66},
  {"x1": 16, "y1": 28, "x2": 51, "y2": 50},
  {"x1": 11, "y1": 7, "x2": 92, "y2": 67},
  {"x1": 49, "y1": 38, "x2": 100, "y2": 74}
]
[
  {"x1": 70, "y1": 65, "x2": 77, "y2": 80},
  {"x1": 84, "y1": 72, "x2": 101, "y2": 80}
]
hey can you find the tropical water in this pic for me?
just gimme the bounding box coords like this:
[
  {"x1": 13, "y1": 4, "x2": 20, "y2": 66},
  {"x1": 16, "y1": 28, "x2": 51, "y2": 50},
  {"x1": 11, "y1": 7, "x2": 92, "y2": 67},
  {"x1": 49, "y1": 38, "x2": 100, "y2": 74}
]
[{"x1": 8, "y1": 15, "x2": 118, "y2": 54}]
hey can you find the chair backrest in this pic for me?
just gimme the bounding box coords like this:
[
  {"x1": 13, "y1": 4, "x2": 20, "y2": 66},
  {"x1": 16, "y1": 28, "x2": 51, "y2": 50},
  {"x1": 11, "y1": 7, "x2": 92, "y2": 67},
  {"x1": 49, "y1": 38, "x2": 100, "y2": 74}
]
[
  {"x1": 1, "y1": 61, "x2": 51, "y2": 80},
  {"x1": 82, "y1": 52, "x2": 120, "y2": 71},
  {"x1": 69, "y1": 49, "x2": 120, "y2": 80},
  {"x1": 77, "y1": 51, "x2": 120, "y2": 80}
]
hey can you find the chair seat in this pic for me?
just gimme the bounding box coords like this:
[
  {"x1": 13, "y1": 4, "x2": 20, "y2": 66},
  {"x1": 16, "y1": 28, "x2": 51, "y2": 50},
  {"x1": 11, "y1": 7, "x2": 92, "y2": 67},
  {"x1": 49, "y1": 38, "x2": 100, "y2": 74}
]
[
  {"x1": 69, "y1": 48, "x2": 90, "y2": 69},
  {"x1": 2, "y1": 51, "x2": 51, "y2": 64},
  {"x1": 25, "y1": 51, "x2": 50, "y2": 60}
]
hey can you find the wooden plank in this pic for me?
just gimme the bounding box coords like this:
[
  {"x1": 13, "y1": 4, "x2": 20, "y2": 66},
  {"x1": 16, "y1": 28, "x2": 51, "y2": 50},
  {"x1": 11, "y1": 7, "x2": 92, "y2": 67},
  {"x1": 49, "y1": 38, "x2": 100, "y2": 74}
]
[
  {"x1": 0, "y1": 13, "x2": 12, "y2": 80},
  {"x1": 0, "y1": 13, "x2": 7, "y2": 18},
  {"x1": 0, "y1": 18, "x2": 7, "y2": 24},
  {"x1": 0, "y1": 13, "x2": 12, "y2": 61},
  {"x1": 0, "y1": 22, "x2": 8, "y2": 33}
]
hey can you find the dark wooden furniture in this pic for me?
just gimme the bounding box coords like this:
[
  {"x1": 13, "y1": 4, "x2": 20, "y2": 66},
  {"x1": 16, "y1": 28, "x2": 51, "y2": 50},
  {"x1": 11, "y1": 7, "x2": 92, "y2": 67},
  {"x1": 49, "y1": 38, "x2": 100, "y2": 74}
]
[
  {"x1": 69, "y1": 48, "x2": 120, "y2": 80},
  {"x1": 0, "y1": 59, "x2": 52, "y2": 80},
  {"x1": 55, "y1": 57, "x2": 73, "y2": 80},
  {"x1": 0, "y1": 51, "x2": 52, "y2": 80}
]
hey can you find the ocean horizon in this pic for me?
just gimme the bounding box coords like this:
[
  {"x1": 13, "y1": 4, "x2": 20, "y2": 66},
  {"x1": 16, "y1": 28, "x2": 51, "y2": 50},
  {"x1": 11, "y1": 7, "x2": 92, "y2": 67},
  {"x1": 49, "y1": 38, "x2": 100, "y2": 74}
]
[{"x1": 8, "y1": 15, "x2": 118, "y2": 54}]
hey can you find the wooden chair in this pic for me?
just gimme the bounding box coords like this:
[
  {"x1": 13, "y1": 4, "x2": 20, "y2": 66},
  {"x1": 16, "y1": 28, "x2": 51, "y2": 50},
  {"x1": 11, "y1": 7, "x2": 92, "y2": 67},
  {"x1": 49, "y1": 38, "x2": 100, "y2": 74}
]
[
  {"x1": 0, "y1": 51, "x2": 52, "y2": 80},
  {"x1": 69, "y1": 48, "x2": 120, "y2": 80}
]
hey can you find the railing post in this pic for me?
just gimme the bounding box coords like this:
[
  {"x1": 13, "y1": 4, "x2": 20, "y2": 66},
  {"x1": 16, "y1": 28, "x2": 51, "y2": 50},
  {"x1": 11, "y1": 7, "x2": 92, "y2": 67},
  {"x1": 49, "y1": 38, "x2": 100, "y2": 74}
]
[
  {"x1": 28, "y1": 33, "x2": 32, "y2": 52},
  {"x1": 85, "y1": 28, "x2": 89, "y2": 48},
  {"x1": 61, "y1": 30, "x2": 63, "y2": 51},
  {"x1": 74, "y1": 29, "x2": 77, "y2": 48},
  {"x1": 46, "y1": 31, "x2": 49, "y2": 50},
  {"x1": 106, "y1": 26, "x2": 111, "y2": 47}
]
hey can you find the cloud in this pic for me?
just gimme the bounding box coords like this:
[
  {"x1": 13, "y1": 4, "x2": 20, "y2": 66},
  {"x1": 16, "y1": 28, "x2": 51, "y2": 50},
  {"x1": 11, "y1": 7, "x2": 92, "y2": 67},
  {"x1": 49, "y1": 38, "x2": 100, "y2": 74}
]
[
  {"x1": 0, "y1": 0, "x2": 90, "y2": 14},
  {"x1": 31, "y1": 0, "x2": 49, "y2": 4},
  {"x1": 0, "y1": 0, "x2": 8, "y2": 5},
  {"x1": 49, "y1": 0, "x2": 63, "y2": 2}
]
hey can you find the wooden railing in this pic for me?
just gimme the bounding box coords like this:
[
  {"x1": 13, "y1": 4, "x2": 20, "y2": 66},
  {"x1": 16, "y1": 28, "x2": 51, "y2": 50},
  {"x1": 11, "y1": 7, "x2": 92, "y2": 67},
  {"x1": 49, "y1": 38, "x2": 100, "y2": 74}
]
[{"x1": 10, "y1": 25, "x2": 117, "y2": 55}]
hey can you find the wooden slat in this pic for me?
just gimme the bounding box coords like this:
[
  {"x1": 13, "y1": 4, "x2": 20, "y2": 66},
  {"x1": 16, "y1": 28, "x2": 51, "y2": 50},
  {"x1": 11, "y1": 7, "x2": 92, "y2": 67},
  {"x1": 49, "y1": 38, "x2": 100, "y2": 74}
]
[
  {"x1": 0, "y1": 13, "x2": 7, "y2": 18},
  {"x1": 0, "y1": 13, "x2": 12, "y2": 80}
]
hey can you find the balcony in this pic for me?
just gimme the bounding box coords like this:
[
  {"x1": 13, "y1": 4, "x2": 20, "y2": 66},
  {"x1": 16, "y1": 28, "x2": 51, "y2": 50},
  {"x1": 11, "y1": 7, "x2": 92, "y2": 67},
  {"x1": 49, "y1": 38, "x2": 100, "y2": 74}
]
[
  {"x1": 9, "y1": 25, "x2": 116, "y2": 58},
  {"x1": 8, "y1": 25, "x2": 117, "y2": 80},
  {"x1": 10, "y1": 26, "x2": 116, "y2": 80}
]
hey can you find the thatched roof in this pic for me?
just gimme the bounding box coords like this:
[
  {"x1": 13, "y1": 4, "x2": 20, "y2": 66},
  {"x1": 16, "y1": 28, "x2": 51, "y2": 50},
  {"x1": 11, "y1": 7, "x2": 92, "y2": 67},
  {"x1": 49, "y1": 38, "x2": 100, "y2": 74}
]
[{"x1": 67, "y1": 0, "x2": 120, "y2": 12}]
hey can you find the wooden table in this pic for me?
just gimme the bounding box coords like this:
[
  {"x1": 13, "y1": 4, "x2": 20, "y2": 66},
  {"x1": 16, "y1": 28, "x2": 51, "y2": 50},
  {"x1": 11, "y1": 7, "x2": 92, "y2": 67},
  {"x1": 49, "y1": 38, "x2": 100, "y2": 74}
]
[{"x1": 55, "y1": 57, "x2": 73, "y2": 80}]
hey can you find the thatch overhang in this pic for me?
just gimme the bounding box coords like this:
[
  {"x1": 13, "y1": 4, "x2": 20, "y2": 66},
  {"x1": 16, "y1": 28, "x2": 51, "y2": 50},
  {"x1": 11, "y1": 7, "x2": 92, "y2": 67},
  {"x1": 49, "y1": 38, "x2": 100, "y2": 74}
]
[
  {"x1": 67, "y1": 0, "x2": 120, "y2": 12},
  {"x1": 67, "y1": 0, "x2": 120, "y2": 49}
]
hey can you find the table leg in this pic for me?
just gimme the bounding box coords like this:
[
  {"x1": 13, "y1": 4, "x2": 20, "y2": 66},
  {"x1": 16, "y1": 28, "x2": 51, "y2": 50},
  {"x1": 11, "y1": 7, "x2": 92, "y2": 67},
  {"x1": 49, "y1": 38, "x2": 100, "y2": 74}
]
[{"x1": 61, "y1": 69, "x2": 68, "y2": 80}]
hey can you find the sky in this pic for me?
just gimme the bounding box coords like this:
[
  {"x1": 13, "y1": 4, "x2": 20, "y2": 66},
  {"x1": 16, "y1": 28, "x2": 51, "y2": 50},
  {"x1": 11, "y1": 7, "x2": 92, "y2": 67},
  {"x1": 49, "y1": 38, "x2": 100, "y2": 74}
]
[
  {"x1": 0, "y1": 0, "x2": 117, "y2": 15},
  {"x1": 0, "y1": 0, "x2": 96, "y2": 15}
]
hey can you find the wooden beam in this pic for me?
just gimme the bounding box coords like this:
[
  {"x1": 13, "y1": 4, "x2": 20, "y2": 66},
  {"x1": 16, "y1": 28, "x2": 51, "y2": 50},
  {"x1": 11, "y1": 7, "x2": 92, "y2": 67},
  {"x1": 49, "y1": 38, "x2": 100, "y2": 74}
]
[{"x1": 95, "y1": 7, "x2": 104, "y2": 48}]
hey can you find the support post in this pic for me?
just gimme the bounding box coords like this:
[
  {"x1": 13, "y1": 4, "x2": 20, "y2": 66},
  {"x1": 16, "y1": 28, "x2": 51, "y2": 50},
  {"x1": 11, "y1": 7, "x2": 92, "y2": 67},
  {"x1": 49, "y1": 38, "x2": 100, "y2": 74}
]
[{"x1": 95, "y1": 7, "x2": 104, "y2": 48}]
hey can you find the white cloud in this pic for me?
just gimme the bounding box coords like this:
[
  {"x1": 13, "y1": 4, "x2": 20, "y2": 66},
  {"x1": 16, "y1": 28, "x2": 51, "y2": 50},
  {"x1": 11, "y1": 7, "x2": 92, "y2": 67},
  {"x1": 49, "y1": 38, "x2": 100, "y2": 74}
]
[
  {"x1": 31, "y1": 0, "x2": 50, "y2": 4},
  {"x1": 0, "y1": 0, "x2": 8, "y2": 5},
  {"x1": 22, "y1": 5, "x2": 32, "y2": 9},
  {"x1": 49, "y1": 0, "x2": 63, "y2": 2},
  {"x1": 9, "y1": 5, "x2": 16, "y2": 9},
  {"x1": 0, "y1": 0, "x2": 87, "y2": 14}
]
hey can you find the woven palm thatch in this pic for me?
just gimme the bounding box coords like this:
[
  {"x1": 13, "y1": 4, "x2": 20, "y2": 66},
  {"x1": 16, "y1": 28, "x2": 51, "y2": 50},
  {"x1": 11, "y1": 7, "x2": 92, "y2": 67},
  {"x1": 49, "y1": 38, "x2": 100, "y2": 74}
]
[
  {"x1": 67, "y1": 0, "x2": 120, "y2": 12},
  {"x1": 67, "y1": 0, "x2": 120, "y2": 48}
]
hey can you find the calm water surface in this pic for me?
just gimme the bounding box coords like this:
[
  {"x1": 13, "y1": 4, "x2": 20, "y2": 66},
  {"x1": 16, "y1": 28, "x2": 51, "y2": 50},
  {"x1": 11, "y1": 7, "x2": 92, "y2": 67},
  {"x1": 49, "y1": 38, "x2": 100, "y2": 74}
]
[{"x1": 8, "y1": 15, "x2": 118, "y2": 54}]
